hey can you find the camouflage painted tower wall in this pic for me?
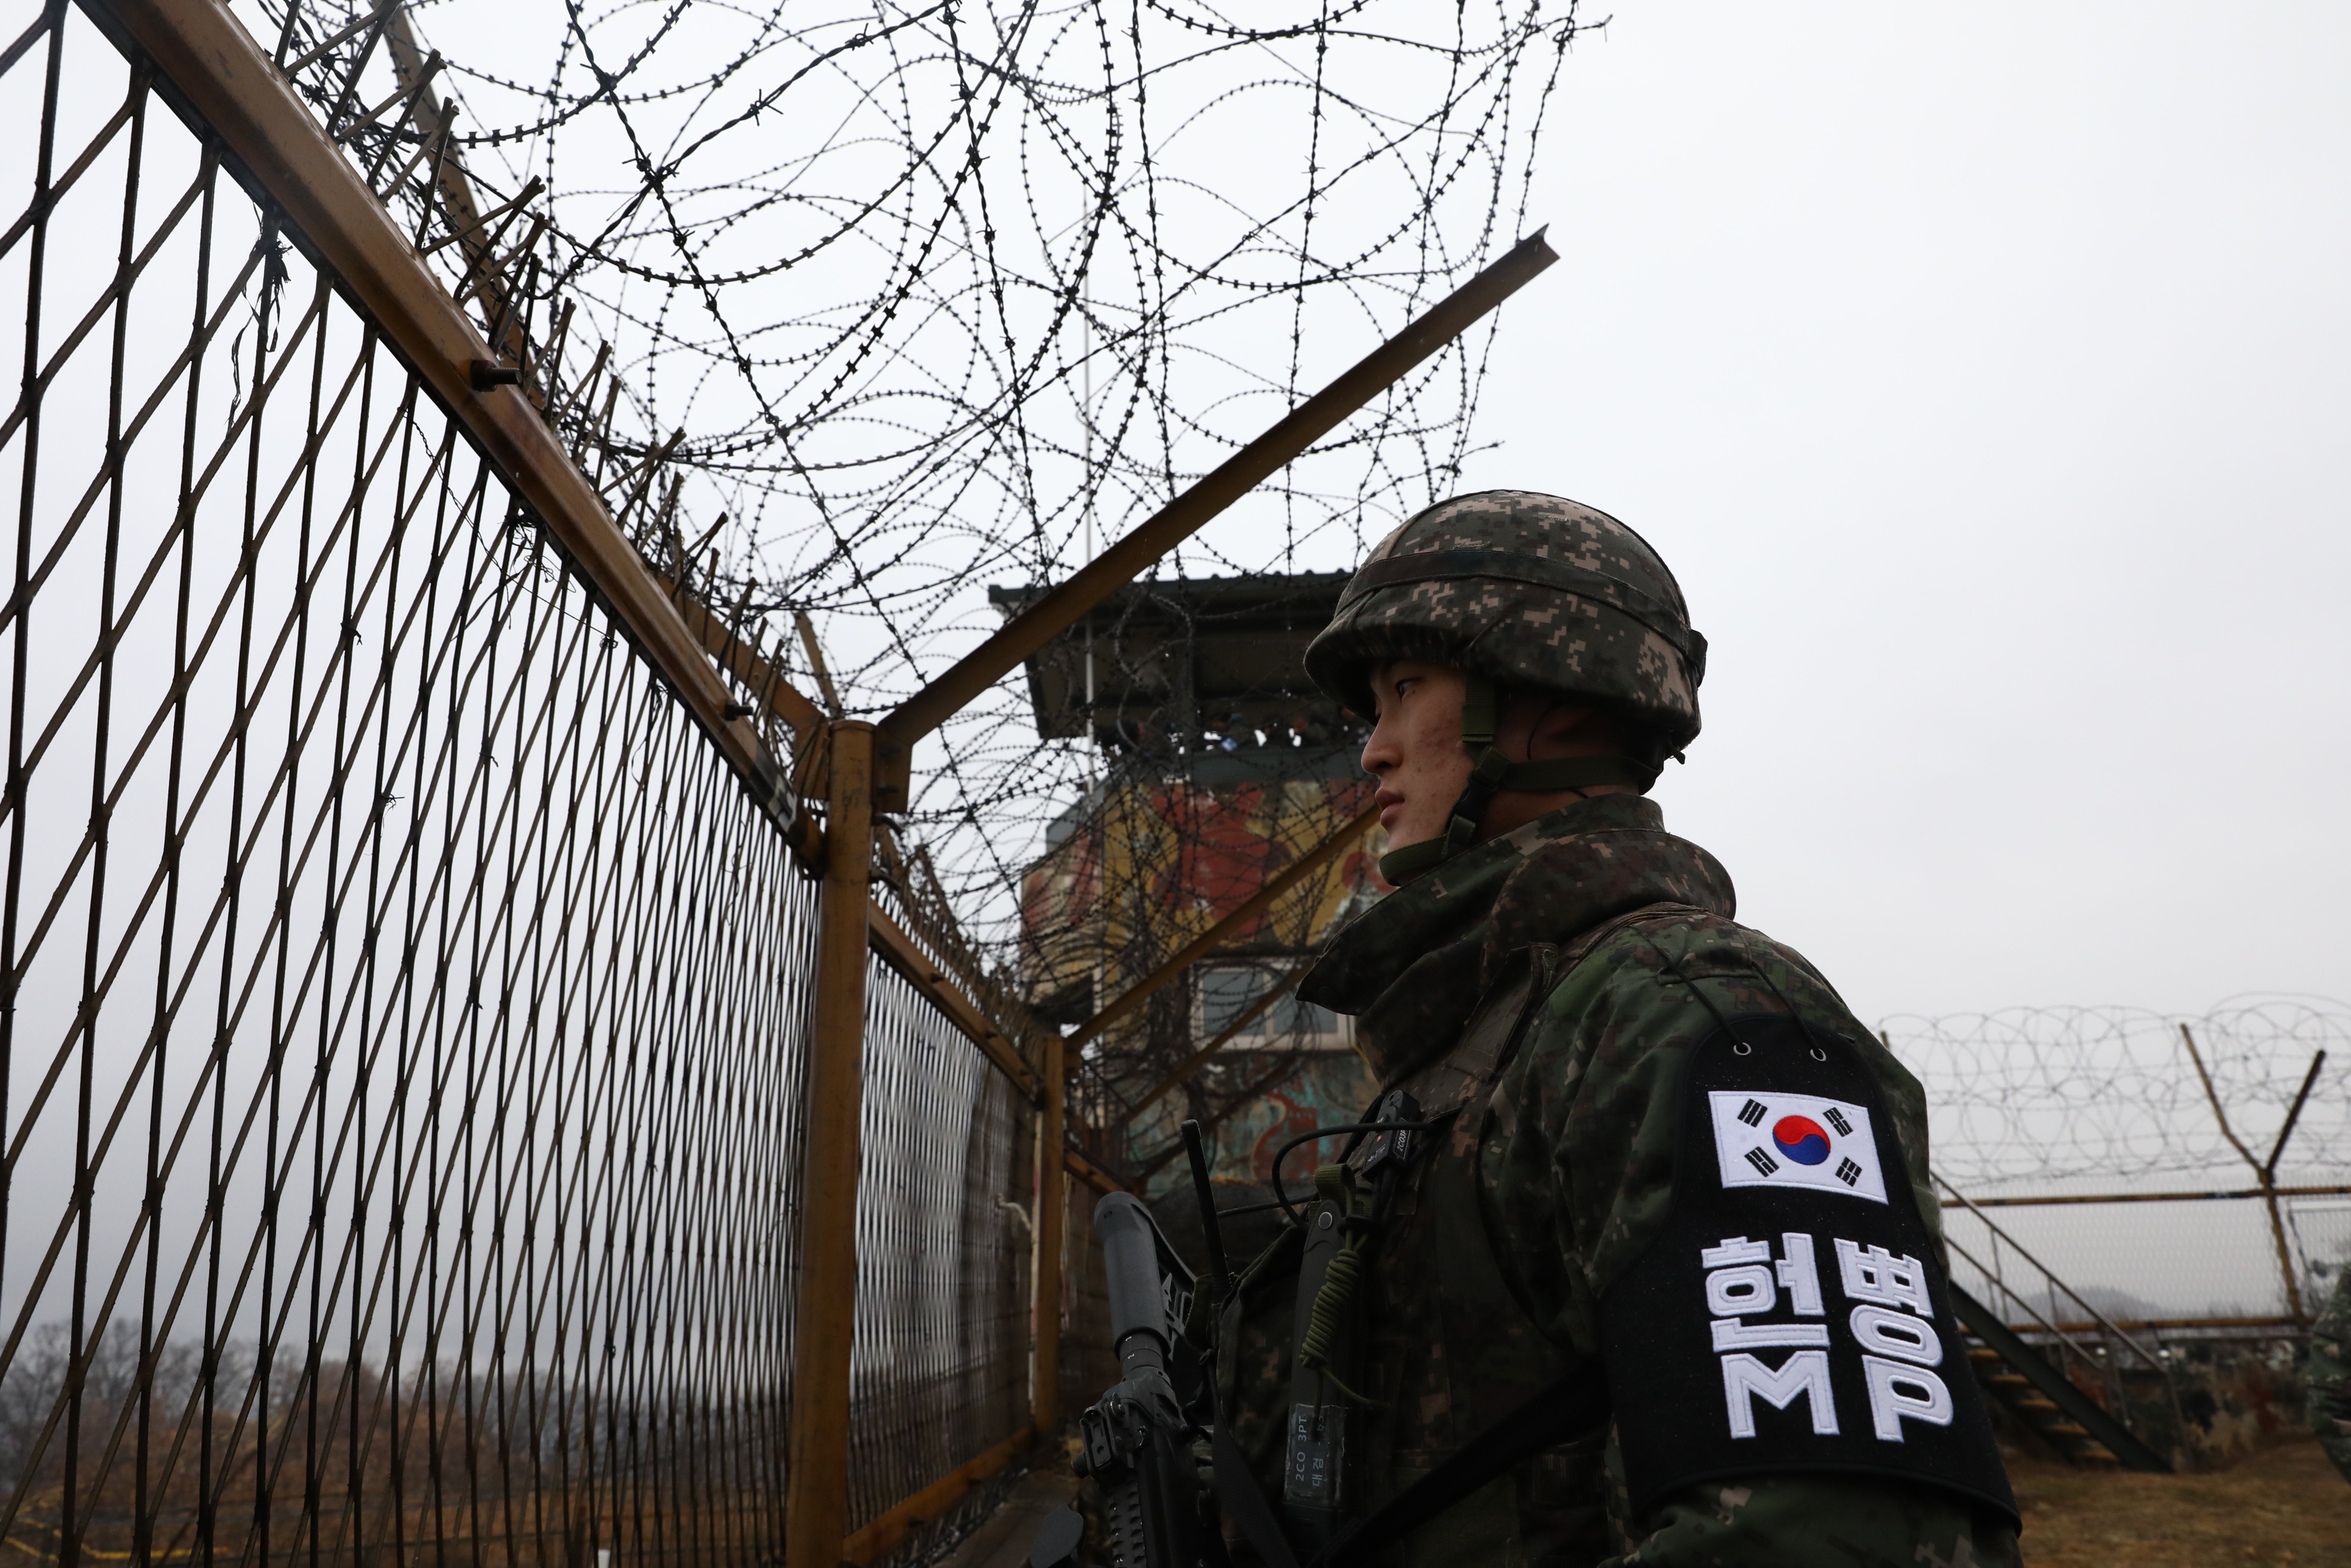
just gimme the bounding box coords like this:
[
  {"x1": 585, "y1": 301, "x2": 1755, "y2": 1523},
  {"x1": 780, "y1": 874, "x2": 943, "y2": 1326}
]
[{"x1": 999, "y1": 574, "x2": 1390, "y2": 1199}]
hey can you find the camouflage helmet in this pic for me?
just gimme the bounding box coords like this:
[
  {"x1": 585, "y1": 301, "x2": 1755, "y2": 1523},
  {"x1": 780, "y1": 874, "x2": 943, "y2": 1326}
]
[{"x1": 1305, "y1": 489, "x2": 1706, "y2": 753}]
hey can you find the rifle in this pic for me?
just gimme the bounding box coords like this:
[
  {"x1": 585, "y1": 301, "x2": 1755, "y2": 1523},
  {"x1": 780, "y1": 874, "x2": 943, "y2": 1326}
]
[
  {"x1": 1031, "y1": 1133, "x2": 1228, "y2": 1568},
  {"x1": 1032, "y1": 1105, "x2": 1605, "y2": 1568}
]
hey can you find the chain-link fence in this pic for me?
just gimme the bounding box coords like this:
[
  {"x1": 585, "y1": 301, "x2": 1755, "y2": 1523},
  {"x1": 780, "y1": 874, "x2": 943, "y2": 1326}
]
[{"x1": 0, "y1": 7, "x2": 1035, "y2": 1567}]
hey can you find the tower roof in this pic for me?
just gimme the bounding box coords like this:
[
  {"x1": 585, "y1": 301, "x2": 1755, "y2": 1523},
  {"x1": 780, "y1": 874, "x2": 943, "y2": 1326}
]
[{"x1": 986, "y1": 570, "x2": 1356, "y2": 752}]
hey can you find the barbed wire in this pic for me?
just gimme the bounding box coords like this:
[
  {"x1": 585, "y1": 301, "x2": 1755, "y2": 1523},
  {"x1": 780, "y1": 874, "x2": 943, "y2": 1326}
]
[
  {"x1": 1882, "y1": 996, "x2": 2350, "y2": 1195},
  {"x1": 273, "y1": 5, "x2": 2351, "y2": 1203},
  {"x1": 253, "y1": 0, "x2": 1589, "y2": 971}
]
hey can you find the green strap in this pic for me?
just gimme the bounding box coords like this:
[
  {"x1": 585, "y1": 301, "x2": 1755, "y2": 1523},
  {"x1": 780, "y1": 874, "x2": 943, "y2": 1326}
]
[
  {"x1": 1377, "y1": 752, "x2": 1658, "y2": 886},
  {"x1": 1459, "y1": 673, "x2": 1499, "y2": 748},
  {"x1": 1310, "y1": 1364, "x2": 1612, "y2": 1568},
  {"x1": 1374, "y1": 673, "x2": 1663, "y2": 886},
  {"x1": 1437, "y1": 747, "x2": 1511, "y2": 859}
]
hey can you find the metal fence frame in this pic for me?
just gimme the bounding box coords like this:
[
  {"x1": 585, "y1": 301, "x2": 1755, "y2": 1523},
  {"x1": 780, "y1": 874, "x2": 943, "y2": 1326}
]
[{"x1": 2, "y1": 3, "x2": 1560, "y2": 1566}]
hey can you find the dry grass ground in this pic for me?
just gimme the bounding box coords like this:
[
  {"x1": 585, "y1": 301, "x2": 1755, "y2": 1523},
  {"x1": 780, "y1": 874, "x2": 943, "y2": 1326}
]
[{"x1": 2012, "y1": 1436, "x2": 2351, "y2": 1567}]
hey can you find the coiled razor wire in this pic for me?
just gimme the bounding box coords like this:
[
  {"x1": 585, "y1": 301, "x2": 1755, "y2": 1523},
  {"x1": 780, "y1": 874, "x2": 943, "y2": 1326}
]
[
  {"x1": 1881, "y1": 996, "x2": 2350, "y2": 1195},
  {"x1": 247, "y1": 6, "x2": 2351, "y2": 1224},
  {"x1": 250, "y1": 0, "x2": 1593, "y2": 965}
]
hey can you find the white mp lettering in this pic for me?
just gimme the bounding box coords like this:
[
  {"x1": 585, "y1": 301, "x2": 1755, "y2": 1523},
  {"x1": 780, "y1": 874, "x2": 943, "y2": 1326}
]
[
  {"x1": 1705, "y1": 1265, "x2": 1775, "y2": 1318},
  {"x1": 1700, "y1": 1237, "x2": 1773, "y2": 1268},
  {"x1": 1850, "y1": 1304, "x2": 1941, "y2": 1365},
  {"x1": 1711, "y1": 1318, "x2": 1832, "y2": 1351},
  {"x1": 1861, "y1": 1355, "x2": 1954, "y2": 1441},
  {"x1": 1720, "y1": 1350, "x2": 1839, "y2": 1438},
  {"x1": 1833, "y1": 1239, "x2": 1934, "y2": 1315},
  {"x1": 1775, "y1": 1232, "x2": 1825, "y2": 1315}
]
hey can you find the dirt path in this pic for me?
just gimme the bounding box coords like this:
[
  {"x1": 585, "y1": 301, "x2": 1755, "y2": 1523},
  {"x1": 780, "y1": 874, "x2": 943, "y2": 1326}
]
[{"x1": 2013, "y1": 1437, "x2": 2351, "y2": 1567}]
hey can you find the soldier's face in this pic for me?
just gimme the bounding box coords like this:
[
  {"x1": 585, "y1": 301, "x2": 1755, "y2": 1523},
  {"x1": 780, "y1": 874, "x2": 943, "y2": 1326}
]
[{"x1": 1360, "y1": 659, "x2": 1473, "y2": 850}]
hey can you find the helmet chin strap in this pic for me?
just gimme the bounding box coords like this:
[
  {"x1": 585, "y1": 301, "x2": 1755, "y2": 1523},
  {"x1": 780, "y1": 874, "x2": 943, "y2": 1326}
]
[{"x1": 1376, "y1": 672, "x2": 1657, "y2": 886}]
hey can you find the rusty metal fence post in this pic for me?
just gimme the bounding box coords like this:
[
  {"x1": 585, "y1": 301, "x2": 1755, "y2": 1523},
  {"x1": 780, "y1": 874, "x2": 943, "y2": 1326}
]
[
  {"x1": 761, "y1": 229, "x2": 1551, "y2": 1567},
  {"x1": 1035, "y1": 1028, "x2": 1068, "y2": 1441},
  {"x1": 787, "y1": 721, "x2": 878, "y2": 1567},
  {"x1": 2180, "y1": 1023, "x2": 2323, "y2": 1322}
]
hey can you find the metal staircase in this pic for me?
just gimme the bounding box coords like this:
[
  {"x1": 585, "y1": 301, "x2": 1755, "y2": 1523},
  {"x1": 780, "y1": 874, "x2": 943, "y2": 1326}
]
[
  {"x1": 1949, "y1": 1283, "x2": 2171, "y2": 1471},
  {"x1": 1938, "y1": 1179, "x2": 2180, "y2": 1473}
]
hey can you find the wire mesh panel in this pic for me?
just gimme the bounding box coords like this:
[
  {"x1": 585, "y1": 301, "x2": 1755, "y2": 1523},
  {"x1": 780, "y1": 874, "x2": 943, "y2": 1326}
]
[
  {"x1": 846, "y1": 965, "x2": 1032, "y2": 1540},
  {"x1": 1939, "y1": 1198, "x2": 2308, "y2": 1325},
  {"x1": 1050, "y1": 1180, "x2": 1114, "y2": 1458},
  {"x1": 0, "y1": 8, "x2": 871, "y2": 1567}
]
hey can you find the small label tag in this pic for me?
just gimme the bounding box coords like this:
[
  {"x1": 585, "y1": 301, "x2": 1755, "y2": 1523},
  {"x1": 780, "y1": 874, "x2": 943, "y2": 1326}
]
[
  {"x1": 1284, "y1": 1402, "x2": 1344, "y2": 1504},
  {"x1": 1709, "y1": 1090, "x2": 1889, "y2": 1204}
]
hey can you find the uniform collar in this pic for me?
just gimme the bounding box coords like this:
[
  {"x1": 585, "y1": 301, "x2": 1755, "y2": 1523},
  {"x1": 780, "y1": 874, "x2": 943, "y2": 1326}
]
[{"x1": 1300, "y1": 794, "x2": 1735, "y2": 1082}]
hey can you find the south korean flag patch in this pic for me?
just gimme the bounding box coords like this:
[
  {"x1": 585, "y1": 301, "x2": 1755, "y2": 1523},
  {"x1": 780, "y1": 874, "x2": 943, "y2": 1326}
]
[{"x1": 1710, "y1": 1091, "x2": 1888, "y2": 1203}]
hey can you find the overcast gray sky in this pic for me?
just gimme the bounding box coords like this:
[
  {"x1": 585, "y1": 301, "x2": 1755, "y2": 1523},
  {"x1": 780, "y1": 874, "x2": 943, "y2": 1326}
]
[{"x1": 1450, "y1": 1, "x2": 2351, "y2": 1022}]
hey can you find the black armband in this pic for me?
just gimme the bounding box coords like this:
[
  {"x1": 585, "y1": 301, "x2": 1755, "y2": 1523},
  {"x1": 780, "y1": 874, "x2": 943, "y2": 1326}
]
[{"x1": 1598, "y1": 1015, "x2": 2018, "y2": 1526}]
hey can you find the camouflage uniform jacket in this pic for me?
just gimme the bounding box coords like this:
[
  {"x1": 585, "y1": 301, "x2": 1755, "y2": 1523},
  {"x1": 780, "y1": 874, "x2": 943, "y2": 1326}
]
[
  {"x1": 1212, "y1": 794, "x2": 2019, "y2": 1567},
  {"x1": 2312, "y1": 1265, "x2": 2351, "y2": 1482}
]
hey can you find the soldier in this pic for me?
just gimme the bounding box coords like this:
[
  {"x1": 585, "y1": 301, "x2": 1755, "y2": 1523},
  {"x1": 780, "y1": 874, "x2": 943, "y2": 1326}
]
[
  {"x1": 1207, "y1": 492, "x2": 2022, "y2": 1567},
  {"x1": 2312, "y1": 1264, "x2": 2351, "y2": 1482}
]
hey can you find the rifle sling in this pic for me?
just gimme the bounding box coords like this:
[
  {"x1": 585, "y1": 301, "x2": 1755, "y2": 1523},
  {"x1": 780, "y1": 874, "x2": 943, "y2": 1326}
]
[
  {"x1": 1315, "y1": 1367, "x2": 1610, "y2": 1567},
  {"x1": 1216, "y1": 1419, "x2": 1303, "y2": 1568},
  {"x1": 1213, "y1": 1366, "x2": 1610, "y2": 1568}
]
